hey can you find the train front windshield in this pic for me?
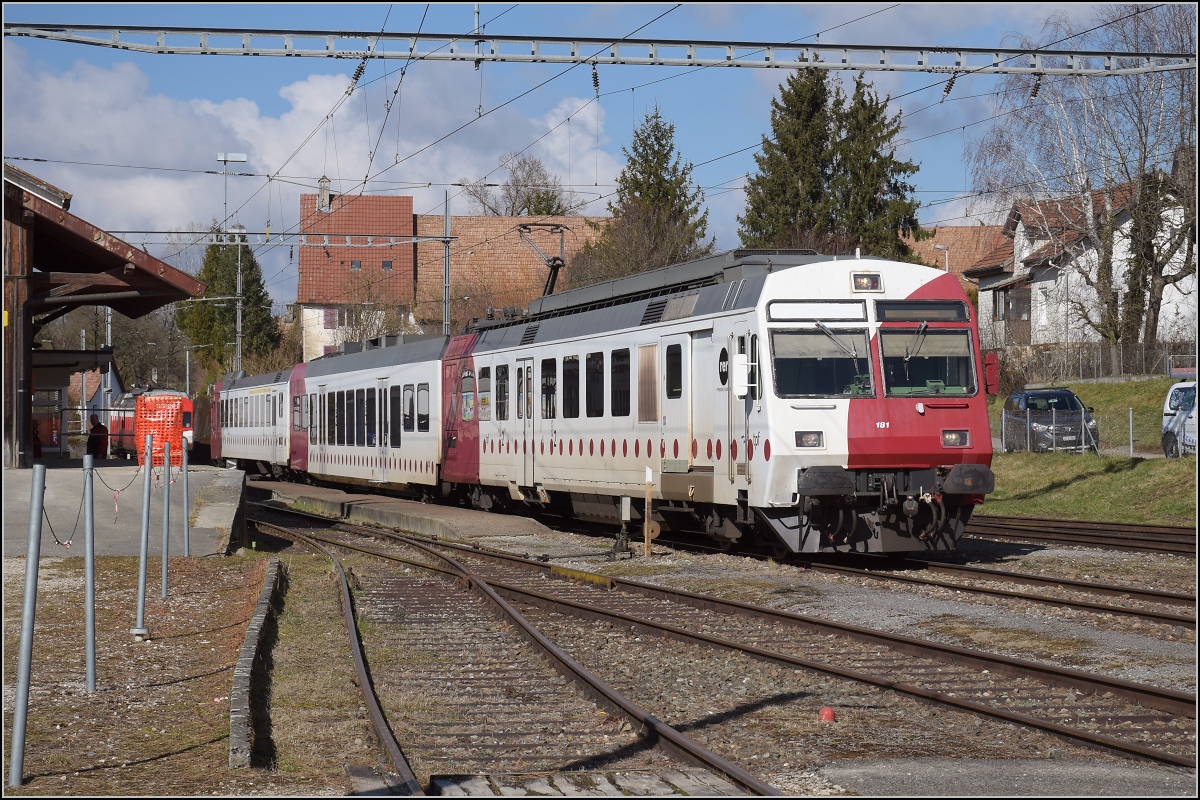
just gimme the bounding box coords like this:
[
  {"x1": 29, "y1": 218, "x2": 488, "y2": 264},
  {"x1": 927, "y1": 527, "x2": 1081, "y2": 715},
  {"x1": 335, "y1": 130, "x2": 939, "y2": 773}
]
[
  {"x1": 770, "y1": 330, "x2": 874, "y2": 397},
  {"x1": 879, "y1": 328, "x2": 976, "y2": 395}
]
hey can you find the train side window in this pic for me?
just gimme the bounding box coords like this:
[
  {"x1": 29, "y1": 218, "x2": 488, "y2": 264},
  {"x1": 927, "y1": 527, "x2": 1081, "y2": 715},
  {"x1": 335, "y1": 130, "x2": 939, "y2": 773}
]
[
  {"x1": 586, "y1": 352, "x2": 604, "y2": 417},
  {"x1": 335, "y1": 391, "x2": 346, "y2": 446},
  {"x1": 461, "y1": 369, "x2": 475, "y2": 422},
  {"x1": 355, "y1": 389, "x2": 366, "y2": 447},
  {"x1": 562, "y1": 356, "x2": 579, "y2": 419},
  {"x1": 541, "y1": 358, "x2": 557, "y2": 419},
  {"x1": 750, "y1": 334, "x2": 761, "y2": 401},
  {"x1": 666, "y1": 344, "x2": 682, "y2": 399},
  {"x1": 293, "y1": 396, "x2": 302, "y2": 431},
  {"x1": 516, "y1": 366, "x2": 524, "y2": 419},
  {"x1": 403, "y1": 385, "x2": 415, "y2": 432},
  {"x1": 243, "y1": 396, "x2": 249, "y2": 428},
  {"x1": 637, "y1": 344, "x2": 658, "y2": 423},
  {"x1": 308, "y1": 394, "x2": 317, "y2": 443},
  {"x1": 326, "y1": 394, "x2": 335, "y2": 444},
  {"x1": 417, "y1": 384, "x2": 430, "y2": 432},
  {"x1": 611, "y1": 348, "x2": 630, "y2": 417},
  {"x1": 278, "y1": 392, "x2": 284, "y2": 420},
  {"x1": 496, "y1": 365, "x2": 509, "y2": 421},
  {"x1": 366, "y1": 388, "x2": 377, "y2": 446},
  {"x1": 389, "y1": 386, "x2": 403, "y2": 447},
  {"x1": 478, "y1": 367, "x2": 491, "y2": 421}
]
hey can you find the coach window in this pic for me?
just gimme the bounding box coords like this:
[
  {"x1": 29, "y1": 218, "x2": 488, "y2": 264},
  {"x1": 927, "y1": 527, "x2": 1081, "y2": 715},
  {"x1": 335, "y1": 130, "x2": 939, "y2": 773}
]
[
  {"x1": 541, "y1": 358, "x2": 557, "y2": 419},
  {"x1": 304, "y1": 393, "x2": 313, "y2": 430},
  {"x1": 516, "y1": 366, "x2": 524, "y2": 419},
  {"x1": 417, "y1": 384, "x2": 430, "y2": 431},
  {"x1": 403, "y1": 385, "x2": 415, "y2": 431},
  {"x1": 611, "y1": 348, "x2": 630, "y2": 417},
  {"x1": 461, "y1": 369, "x2": 475, "y2": 422},
  {"x1": 243, "y1": 396, "x2": 249, "y2": 428},
  {"x1": 355, "y1": 389, "x2": 366, "y2": 447},
  {"x1": 666, "y1": 344, "x2": 682, "y2": 399},
  {"x1": 496, "y1": 365, "x2": 509, "y2": 420},
  {"x1": 366, "y1": 388, "x2": 377, "y2": 446},
  {"x1": 334, "y1": 391, "x2": 345, "y2": 446},
  {"x1": 293, "y1": 396, "x2": 302, "y2": 430},
  {"x1": 586, "y1": 352, "x2": 604, "y2": 417},
  {"x1": 326, "y1": 394, "x2": 335, "y2": 445},
  {"x1": 389, "y1": 386, "x2": 403, "y2": 447},
  {"x1": 308, "y1": 394, "x2": 317, "y2": 443},
  {"x1": 278, "y1": 392, "x2": 285, "y2": 420},
  {"x1": 477, "y1": 367, "x2": 491, "y2": 421},
  {"x1": 637, "y1": 344, "x2": 658, "y2": 423},
  {"x1": 562, "y1": 356, "x2": 579, "y2": 418}
]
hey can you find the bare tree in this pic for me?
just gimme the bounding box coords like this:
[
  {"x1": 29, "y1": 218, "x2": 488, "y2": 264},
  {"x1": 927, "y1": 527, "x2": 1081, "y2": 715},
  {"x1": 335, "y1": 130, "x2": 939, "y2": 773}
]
[
  {"x1": 968, "y1": 4, "x2": 1196, "y2": 355},
  {"x1": 461, "y1": 152, "x2": 579, "y2": 217}
]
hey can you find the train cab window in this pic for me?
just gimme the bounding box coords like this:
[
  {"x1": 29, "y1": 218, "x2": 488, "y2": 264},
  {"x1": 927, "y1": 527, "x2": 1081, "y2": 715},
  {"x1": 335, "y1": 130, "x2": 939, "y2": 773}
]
[
  {"x1": 611, "y1": 349, "x2": 630, "y2": 417},
  {"x1": 495, "y1": 365, "x2": 509, "y2": 421},
  {"x1": 637, "y1": 344, "x2": 658, "y2": 423},
  {"x1": 182, "y1": 411, "x2": 192, "y2": 428},
  {"x1": 417, "y1": 384, "x2": 430, "y2": 432},
  {"x1": 335, "y1": 392, "x2": 346, "y2": 446},
  {"x1": 461, "y1": 369, "x2": 475, "y2": 422},
  {"x1": 355, "y1": 389, "x2": 366, "y2": 447},
  {"x1": 478, "y1": 367, "x2": 491, "y2": 421},
  {"x1": 403, "y1": 385, "x2": 415, "y2": 432},
  {"x1": 770, "y1": 329, "x2": 874, "y2": 398},
  {"x1": 541, "y1": 359, "x2": 557, "y2": 419},
  {"x1": 389, "y1": 387, "x2": 403, "y2": 447},
  {"x1": 879, "y1": 328, "x2": 976, "y2": 396},
  {"x1": 666, "y1": 344, "x2": 682, "y2": 400},
  {"x1": 586, "y1": 352, "x2": 604, "y2": 417},
  {"x1": 562, "y1": 356, "x2": 579, "y2": 419},
  {"x1": 366, "y1": 388, "x2": 377, "y2": 446}
]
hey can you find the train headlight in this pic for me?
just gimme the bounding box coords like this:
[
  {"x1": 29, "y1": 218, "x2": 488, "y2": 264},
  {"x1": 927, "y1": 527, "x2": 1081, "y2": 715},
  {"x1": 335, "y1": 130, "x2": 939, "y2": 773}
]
[
  {"x1": 851, "y1": 273, "x2": 882, "y2": 291},
  {"x1": 942, "y1": 430, "x2": 970, "y2": 447},
  {"x1": 796, "y1": 431, "x2": 824, "y2": 448}
]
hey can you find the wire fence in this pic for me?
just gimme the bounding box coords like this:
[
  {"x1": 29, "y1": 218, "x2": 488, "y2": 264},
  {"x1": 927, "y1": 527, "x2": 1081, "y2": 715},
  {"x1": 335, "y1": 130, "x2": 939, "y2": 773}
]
[
  {"x1": 999, "y1": 406, "x2": 1168, "y2": 456},
  {"x1": 992, "y1": 341, "x2": 1195, "y2": 389}
]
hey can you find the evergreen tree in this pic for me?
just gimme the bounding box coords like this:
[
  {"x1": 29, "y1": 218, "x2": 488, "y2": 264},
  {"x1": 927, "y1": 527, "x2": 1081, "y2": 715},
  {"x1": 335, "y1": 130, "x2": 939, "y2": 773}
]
[
  {"x1": 176, "y1": 232, "x2": 280, "y2": 374},
  {"x1": 570, "y1": 106, "x2": 713, "y2": 287},
  {"x1": 739, "y1": 67, "x2": 927, "y2": 258},
  {"x1": 739, "y1": 67, "x2": 837, "y2": 249},
  {"x1": 832, "y1": 74, "x2": 924, "y2": 260}
]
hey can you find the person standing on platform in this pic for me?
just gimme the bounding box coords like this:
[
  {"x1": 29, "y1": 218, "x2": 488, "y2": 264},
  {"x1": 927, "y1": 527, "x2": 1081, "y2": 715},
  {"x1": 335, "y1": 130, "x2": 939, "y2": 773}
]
[{"x1": 87, "y1": 413, "x2": 109, "y2": 460}]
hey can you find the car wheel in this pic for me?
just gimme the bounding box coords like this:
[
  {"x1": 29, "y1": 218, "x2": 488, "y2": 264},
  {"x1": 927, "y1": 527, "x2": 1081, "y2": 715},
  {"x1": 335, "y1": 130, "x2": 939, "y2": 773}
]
[{"x1": 1163, "y1": 434, "x2": 1180, "y2": 458}]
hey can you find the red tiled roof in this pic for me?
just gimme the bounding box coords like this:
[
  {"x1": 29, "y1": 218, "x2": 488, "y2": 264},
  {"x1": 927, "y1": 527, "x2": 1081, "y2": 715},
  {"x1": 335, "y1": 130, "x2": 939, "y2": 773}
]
[
  {"x1": 902, "y1": 225, "x2": 1006, "y2": 287},
  {"x1": 297, "y1": 194, "x2": 415, "y2": 306}
]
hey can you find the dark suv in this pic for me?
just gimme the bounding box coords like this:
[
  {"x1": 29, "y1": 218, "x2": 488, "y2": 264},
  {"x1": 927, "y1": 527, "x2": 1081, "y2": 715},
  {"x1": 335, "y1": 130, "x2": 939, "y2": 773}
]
[{"x1": 1001, "y1": 388, "x2": 1100, "y2": 453}]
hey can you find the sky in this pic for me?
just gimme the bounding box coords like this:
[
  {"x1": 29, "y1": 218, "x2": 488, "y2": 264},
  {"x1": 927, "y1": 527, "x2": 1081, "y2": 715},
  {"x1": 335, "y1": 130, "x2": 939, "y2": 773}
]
[{"x1": 3, "y1": 2, "x2": 1121, "y2": 311}]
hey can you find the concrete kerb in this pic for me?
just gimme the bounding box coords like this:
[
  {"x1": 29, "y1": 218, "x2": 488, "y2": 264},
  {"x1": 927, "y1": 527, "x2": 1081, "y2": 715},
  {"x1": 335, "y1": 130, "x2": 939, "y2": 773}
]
[{"x1": 229, "y1": 555, "x2": 287, "y2": 769}]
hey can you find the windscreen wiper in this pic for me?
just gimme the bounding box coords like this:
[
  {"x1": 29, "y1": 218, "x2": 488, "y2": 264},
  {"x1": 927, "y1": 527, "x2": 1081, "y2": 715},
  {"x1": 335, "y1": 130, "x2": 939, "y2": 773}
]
[
  {"x1": 816, "y1": 322, "x2": 861, "y2": 375},
  {"x1": 902, "y1": 321, "x2": 928, "y2": 380}
]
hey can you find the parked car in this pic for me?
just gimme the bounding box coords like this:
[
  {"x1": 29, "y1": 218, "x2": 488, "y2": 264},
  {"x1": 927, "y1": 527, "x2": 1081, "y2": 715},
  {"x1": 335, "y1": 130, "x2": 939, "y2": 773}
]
[
  {"x1": 1161, "y1": 380, "x2": 1196, "y2": 458},
  {"x1": 1001, "y1": 388, "x2": 1100, "y2": 453}
]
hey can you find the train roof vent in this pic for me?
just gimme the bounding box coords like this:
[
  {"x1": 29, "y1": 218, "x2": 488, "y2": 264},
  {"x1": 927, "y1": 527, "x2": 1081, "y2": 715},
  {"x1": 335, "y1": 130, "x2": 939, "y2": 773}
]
[
  {"x1": 641, "y1": 298, "x2": 668, "y2": 325},
  {"x1": 520, "y1": 323, "x2": 540, "y2": 345},
  {"x1": 664, "y1": 293, "x2": 699, "y2": 321}
]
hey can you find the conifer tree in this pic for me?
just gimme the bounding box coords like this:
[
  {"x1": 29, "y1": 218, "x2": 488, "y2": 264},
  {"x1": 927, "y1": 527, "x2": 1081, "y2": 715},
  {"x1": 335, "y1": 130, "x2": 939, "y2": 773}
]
[
  {"x1": 570, "y1": 106, "x2": 713, "y2": 287},
  {"x1": 176, "y1": 232, "x2": 280, "y2": 373}
]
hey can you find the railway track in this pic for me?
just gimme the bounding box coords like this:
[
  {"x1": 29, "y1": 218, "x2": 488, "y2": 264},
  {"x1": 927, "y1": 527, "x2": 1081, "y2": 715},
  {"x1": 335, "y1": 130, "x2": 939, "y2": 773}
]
[
  {"x1": 791, "y1": 556, "x2": 1196, "y2": 630},
  {"x1": 251, "y1": 511, "x2": 774, "y2": 796},
  {"x1": 258, "y1": 503, "x2": 1197, "y2": 770},
  {"x1": 967, "y1": 515, "x2": 1196, "y2": 556}
]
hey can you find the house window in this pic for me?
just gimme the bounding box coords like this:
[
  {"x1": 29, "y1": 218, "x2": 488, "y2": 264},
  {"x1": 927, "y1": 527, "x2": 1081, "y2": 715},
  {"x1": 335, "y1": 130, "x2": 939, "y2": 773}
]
[
  {"x1": 382, "y1": 260, "x2": 393, "y2": 271},
  {"x1": 323, "y1": 308, "x2": 337, "y2": 329},
  {"x1": 351, "y1": 260, "x2": 361, "y2": 270}
]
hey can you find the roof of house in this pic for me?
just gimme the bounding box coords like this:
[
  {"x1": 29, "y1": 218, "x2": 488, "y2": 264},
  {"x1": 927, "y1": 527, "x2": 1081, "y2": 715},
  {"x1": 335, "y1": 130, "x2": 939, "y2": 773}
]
[{"x1": 902, "y1": 225, "x2": 1006, "y2": 287}]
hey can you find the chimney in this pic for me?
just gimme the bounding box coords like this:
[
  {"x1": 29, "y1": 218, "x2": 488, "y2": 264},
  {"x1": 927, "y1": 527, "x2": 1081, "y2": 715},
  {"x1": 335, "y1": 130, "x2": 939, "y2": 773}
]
[{"x1": 318, "y1": 175, "x2": 331, "y2": 212}]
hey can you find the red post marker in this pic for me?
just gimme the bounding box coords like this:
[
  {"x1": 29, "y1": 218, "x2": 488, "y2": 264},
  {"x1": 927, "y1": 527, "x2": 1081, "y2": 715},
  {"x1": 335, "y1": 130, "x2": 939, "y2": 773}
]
[{"x1": 819, "y1": 706, "x2": 837, "y2": 722}]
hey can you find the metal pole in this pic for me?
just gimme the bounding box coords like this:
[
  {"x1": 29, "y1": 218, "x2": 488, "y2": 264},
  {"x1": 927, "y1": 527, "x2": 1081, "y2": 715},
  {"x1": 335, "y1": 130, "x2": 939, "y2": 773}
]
[
  {"x1": 8, "y1": 464, "x2": 46, "y2": 788},
  {"x1": 182, "y1": 441, "x2": 190, "y2": 557},
  {"x1": 1025, "y1": 408, "x2": 1031, "y2": 452},
  {"x1": 162, "y1": 440, "x2": 170, "y2": 598},
  {"x1": 186, "y1": 349, "x2": 190, "y2": 397},
  {"x1": 1051, "y1": 407, "x2": 1056, "y2": 452},
  {"x1": 236, "y1": 236, "x2": 243, "y2": 374},
  {"x1": 84, "y1": 454, "x2": 96, "y2": 692},
  {"x1": 1129, "y1": 407, "x2": 1134, "y2": 458},
  {"x1": 443, "y1": 190, "x2": 451, "y2": 336},
  {"x1": 131, "y1": 434, "x2": 151, "y2": 637}
]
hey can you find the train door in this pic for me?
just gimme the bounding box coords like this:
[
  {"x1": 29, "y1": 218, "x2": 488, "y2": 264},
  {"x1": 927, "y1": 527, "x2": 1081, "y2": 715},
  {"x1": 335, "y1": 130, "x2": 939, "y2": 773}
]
[
  {"x1": 317, "y1": 385, "x2": 327, "y2": 473},
  {"x1": 660, "y1": 333, "x2": 692, "y2": 473},
  {"x1": 516, "y1": 357, "x2": 534, "y2": 486},
  {"x1": 377, "y1": 378, "x2": 389, "y2": 484},
  {"x1": 722, "y1": 322, "x2": 750, "y2": 485}
]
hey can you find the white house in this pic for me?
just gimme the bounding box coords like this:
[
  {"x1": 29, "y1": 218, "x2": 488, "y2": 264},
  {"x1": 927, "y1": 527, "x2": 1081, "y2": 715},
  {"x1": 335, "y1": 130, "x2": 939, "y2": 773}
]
[{"x1": 970, "y1": 182, "x2": 1195, "y2": 350}]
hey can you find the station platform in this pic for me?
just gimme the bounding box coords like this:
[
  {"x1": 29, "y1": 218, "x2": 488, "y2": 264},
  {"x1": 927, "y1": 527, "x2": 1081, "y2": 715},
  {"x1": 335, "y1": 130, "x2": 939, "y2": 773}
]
[{"x1": 3, "y1": 459, "x2": 246, "y2": 558}]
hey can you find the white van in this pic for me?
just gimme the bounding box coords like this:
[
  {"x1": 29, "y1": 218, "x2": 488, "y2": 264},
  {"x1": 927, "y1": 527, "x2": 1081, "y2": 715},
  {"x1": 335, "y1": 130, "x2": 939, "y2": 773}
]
[{"x1": 1162, "y1": 380, "x2": 1197, "y2": 457}]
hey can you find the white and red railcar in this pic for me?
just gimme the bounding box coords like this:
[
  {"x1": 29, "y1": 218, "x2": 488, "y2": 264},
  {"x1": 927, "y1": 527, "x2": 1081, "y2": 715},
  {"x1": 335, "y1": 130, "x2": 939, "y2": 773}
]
[{"x1": 214, "y1": 250, "x2": 997, "y2": 554}]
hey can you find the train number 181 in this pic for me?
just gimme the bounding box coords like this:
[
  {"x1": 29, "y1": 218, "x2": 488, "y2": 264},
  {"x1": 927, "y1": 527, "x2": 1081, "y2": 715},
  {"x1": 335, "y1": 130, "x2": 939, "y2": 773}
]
[{"x1": 876, "y1": 421, "x2": 890, "y2": 429}]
